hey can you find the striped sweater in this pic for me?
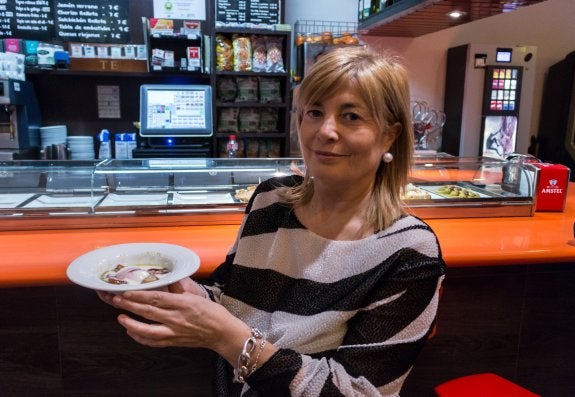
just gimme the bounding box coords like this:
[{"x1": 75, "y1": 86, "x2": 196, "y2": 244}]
[{"x1": 205, "y1": 175, "x2": 445, "y2": 397}]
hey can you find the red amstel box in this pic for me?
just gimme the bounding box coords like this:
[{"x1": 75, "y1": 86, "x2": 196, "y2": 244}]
[{"x1": 533, "y1": 163, "x2": 570, "y2": 211}]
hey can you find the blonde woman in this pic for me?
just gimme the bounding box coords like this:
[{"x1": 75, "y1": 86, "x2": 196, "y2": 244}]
[{"x1": 99, "y1": 46, "x2": 445, "y2": 397}]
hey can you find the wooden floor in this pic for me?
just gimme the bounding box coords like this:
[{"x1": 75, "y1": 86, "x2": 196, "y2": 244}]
[{"x1": 1, "y1": 262, "x2": 575, "y2": 396}]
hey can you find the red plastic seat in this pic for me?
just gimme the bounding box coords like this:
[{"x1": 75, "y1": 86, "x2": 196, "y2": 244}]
[{"x1": 434, "y1": 373, "x2": 541, "y2": 397}]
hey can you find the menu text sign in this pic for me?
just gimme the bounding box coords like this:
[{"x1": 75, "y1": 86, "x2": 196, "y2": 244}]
[
  {"x1": 54, "y1": 0, "x2": 130, "y2": 43},
  {"x1": 0, "y1": 0, "x2": 130, "y2": 43},
  {"x1": 216, "y1": 0, "x2": 281, "y2": 25},
  {"x1": 0, "y1": 0, "x2": 55, "y2": 40}
]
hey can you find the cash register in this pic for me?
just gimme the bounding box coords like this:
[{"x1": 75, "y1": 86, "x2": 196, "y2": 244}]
[{"x1": 133, "y1": 84, "x2": 213, "y2": 158}]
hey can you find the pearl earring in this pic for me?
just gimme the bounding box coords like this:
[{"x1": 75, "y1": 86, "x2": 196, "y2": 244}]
[{"x1": 382, "y1": 152, "x2": 393, "y2": 163}]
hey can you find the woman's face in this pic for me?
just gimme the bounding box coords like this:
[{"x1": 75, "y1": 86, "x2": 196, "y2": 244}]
[{"x1": 299, "y1": 86, "x2": 397, "y2": 188}]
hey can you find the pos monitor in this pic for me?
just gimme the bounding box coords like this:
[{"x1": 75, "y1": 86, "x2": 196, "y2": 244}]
[{"x1": 139, "y1": 84, "x2": 213, "y2": 139}]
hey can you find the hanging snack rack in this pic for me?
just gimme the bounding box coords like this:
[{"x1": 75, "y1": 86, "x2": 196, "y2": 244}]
[
  {"x1": 294, "y1": 20, "x2": 359, "y2": 45},
  {"x1": 292, "y1": 20, "x2": 362, "y2": 82}
]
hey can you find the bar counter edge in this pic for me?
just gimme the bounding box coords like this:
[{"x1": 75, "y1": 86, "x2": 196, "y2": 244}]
[{"x1": 1, "y1": 183, "x2": 574, "y2": 288}]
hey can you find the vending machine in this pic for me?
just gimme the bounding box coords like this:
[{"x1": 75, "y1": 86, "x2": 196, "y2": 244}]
[
  {"x1": 443, "y1": 43, "x2": 537, "y2": 158},
  {"x1": 480, "y1": 63, "x2": 523, "y2": 158}
]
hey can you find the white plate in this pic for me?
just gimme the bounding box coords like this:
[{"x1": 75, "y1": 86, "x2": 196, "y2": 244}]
[{"x1": 67, "y1": 243, "x2": 200, "y2": 292}]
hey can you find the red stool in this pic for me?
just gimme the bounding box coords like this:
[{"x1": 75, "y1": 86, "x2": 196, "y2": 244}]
[{"x1": 434, "y1": 373, "x2": 541, "y2": 397}]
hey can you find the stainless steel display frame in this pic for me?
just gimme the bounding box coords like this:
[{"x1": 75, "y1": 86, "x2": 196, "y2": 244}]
[{"x1": 0, "y1": 155, "x2": 539, "y2": 231}]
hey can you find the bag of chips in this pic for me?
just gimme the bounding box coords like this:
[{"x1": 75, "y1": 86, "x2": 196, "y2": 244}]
[
  {"x1": 215, "y1": 34, "x2": 233, "y2": 71},
  {"x1": 259, "y1": 77, "x2": 282, "y2": 103},
  {"x1": 217, "y1": 108, "x2": 239, "y2": 132},
  {"x1": 259, "y1": 108, "x2": 279, "y2": 132},
  {"x1": 217, "y1": 77, "x2": 237, "y2": 102},
  {"x1": 235, "y1": 76, "x2": 258, "y2": 102},
  {"x1": 239, "y1": 108, "x2": 261, "y2": 133},
  {"x1": 232, "y1": 34, "x2": 252, "y2": 72},
  {"x1": 251, "y1": 35, "x2": 267, "y2": 72},
  {"x1": 265, "y1": 36, "x2": 285, "y2": 73}
]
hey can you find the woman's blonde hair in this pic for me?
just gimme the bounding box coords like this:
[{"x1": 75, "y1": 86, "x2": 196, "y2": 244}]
[{"x1": 282, "y1": 46, "x2": 414, "y2": 231}]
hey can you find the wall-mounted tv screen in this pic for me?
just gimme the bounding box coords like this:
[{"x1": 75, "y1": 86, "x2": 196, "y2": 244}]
[{"x1": 139, "y1": 84, "x2": 213, "y2": 137}]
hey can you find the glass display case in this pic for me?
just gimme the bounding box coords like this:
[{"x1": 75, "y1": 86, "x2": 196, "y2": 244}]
[
  {"x1": 407, "y1": 154, "x2": 538, "y2": 218},
  {"x1": 0, "y1": 156, "x2": 539, "y2": 230}
]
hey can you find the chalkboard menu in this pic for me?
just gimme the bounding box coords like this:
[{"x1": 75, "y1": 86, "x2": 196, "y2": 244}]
[
  {"x1": 0, "y1": 0, "x2": 55, "y2": 40},
  {"x1": 0, "y1": 0, "x2": 130, "y2": 43},
  {"x1": 54, "y1": 0, "x2": 129, "y2": 43},
  {"x1": 216, "y1": 0, "x2": 281, "y2": 25}
]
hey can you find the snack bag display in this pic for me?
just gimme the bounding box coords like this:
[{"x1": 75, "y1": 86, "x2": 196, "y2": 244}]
[
  {"x1": 215, "y1": 34, "x2": 233, "y2": 71},
  {"x1": 217, "y1": 108, "x2": 239, "y2": 133},
  {"x1": 239, "y1": 108, "x2": 261, "y2": 133},
  {"x1": 265, "y1": 36, "x2": 285, "y2": 73},
  {"x1": 251, "y1": 35, "x2": 267, "y2": 72},
  {"x1": 245, "y1": 139, "x2": 260, "y2": 157},
  {"x1": 235, "y1": 76, "x2": 258, "y2": 102},
  {"x1": 217, "y1": 77, "x2": 237, "y2": 102},
  {"x1": 259, "y1": 108, "x2": 279, "y2": 132},
  {"x1": 259, "y1": 77, "x2": 282, "y2": 103},
  {"x1": 232, "y1": 34, "x2": 252, "y2": 72}
]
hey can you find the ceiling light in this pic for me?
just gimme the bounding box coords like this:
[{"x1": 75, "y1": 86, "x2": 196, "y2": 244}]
[{"x1": 447, "y1": 10, "x2": 466, "y2": 19}]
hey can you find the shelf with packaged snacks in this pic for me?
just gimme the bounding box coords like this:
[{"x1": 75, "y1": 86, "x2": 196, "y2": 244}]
[{"x1": 212, "y1": 29, "x2": 292, "y2": 158}]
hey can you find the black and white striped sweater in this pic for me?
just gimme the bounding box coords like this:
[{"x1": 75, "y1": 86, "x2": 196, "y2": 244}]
[{"x1": 206, "y1": 175, "x2": 445, "y2": 397}]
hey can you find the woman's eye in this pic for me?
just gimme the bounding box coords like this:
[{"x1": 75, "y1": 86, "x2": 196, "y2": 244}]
[
  {"x1": 306, "y1": 109, "x2": 323, "y2": 118},
  {"x1": 343, "y1": 112, "x2": 362, "y2": 121}
]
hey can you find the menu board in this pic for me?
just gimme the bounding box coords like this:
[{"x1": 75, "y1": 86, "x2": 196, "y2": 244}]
[
  {"x1": 0, "y1": 0, "x2": 55, "y2": 40},
  {"x1": 54, "y1": 0, "x2": 130, "y2": 43},
  {"x1": 0, "y1": 0, "x2": 130, "y2": 43},
  {"x1": 216, "y1": 0, "x2": 281, "y2": 25}
]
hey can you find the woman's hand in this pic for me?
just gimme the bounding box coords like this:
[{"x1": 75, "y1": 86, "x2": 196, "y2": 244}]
[
  {"x1": 95, "y1": 277, "x2": 205, "y2": 307},
  {"x1": 107, "y1": 289, "x2": 254, "y2": 364}
]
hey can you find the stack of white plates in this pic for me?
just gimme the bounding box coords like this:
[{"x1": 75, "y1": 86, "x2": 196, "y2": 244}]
[
  {"x1": 67, "y1": 136, "x2": 95, "y2": 160},
  {"x1": 40, "y1": 125, "x2": 67, "y2": 147}
]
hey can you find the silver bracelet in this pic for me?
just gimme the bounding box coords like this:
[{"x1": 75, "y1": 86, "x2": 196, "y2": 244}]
[
  {"x1": 250, "y1": 337, "x2": 266, "y2": 376},
  {"x1": 233, "y1": 327, "x2": 264, "y2": 383}
]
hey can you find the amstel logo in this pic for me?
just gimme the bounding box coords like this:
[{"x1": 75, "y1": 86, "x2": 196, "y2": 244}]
[{"x1": 541, "y1": 178, "x2": 562, "y2": 194}]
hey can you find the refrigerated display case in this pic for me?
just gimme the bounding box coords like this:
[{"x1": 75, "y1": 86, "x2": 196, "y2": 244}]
[{"x1": 0, "y1": 155, "x2": 541, "y2": 231}]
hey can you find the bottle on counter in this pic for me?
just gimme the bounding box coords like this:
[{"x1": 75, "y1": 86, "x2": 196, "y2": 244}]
[{"x1": 226, "y1": 134, "x2": 239, "y2": 158}]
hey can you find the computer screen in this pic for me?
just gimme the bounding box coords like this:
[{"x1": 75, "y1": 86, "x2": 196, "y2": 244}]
[{"x1": 139, "y1": 84, "x2": 213, "y2": 137}]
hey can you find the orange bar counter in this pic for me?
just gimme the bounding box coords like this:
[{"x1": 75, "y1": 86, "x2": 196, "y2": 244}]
[{"x1": 2, "y1": 184, "x2": 574, "y2": 288}]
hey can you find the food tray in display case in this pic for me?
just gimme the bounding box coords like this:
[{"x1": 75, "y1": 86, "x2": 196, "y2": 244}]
[
  {"x1": 0, "y1": 156, "x2": 540, "y2": 230},
  {"x1": 404, "y1": 155, "x2": 538, "y2": 219}
]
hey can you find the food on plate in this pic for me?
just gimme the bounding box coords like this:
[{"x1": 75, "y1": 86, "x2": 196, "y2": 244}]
[
  {"x1": 401, "y1": 183, "x2": 431, "y2": 200},
  {"x1": 235, "y1": 185, "x2": 257, "y2": 203},
  {"x1": 437, "y1": 184, "x2": 480, "y2": 198},
  {"x1": 101, "y1": 264, "x2": 170, "y2": 285}
]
